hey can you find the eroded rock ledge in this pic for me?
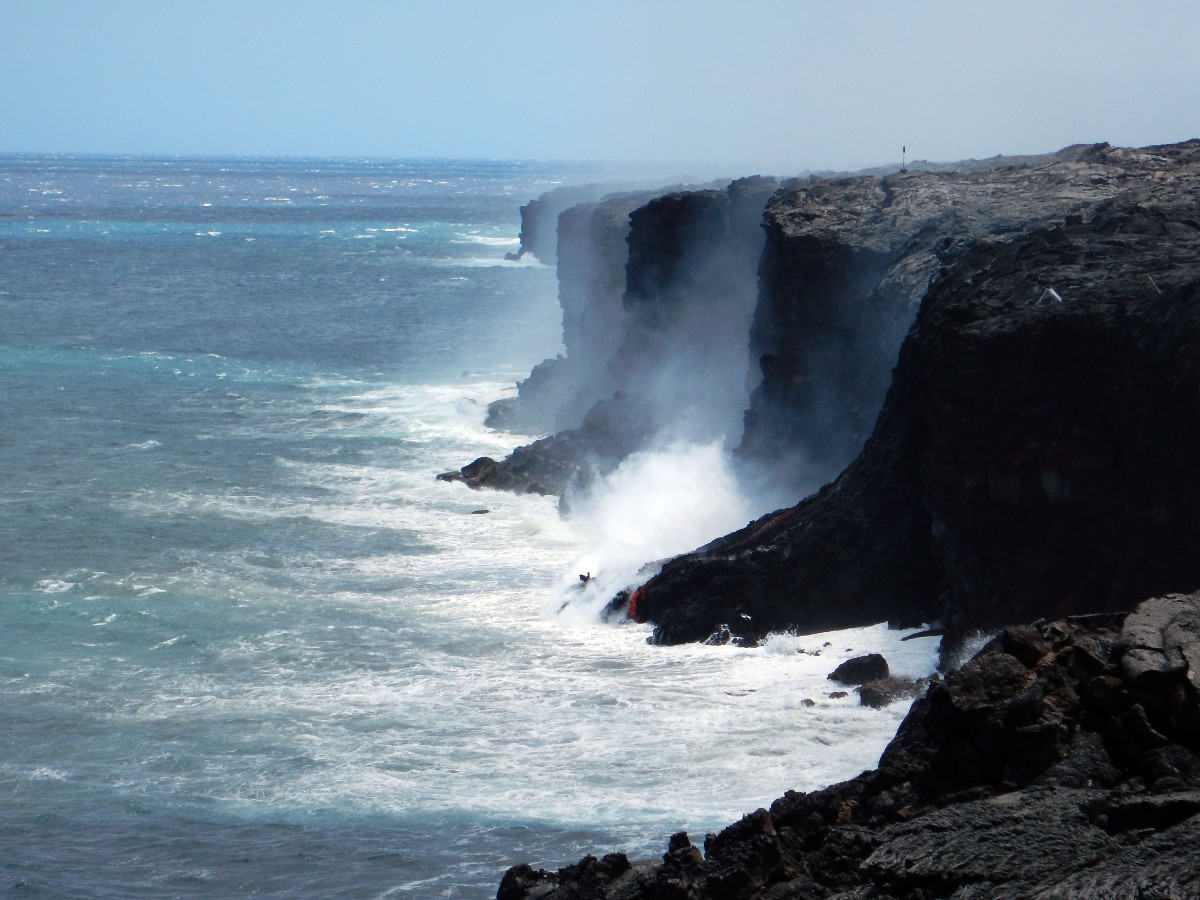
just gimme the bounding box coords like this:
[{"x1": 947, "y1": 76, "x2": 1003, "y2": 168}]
[{"x1": 500, "y1": 594, "x2": 1200, "y2": 899}]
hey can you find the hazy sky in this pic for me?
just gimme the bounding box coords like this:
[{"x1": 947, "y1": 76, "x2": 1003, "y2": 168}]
[{"x1": 3, "y1": 1, "x2": 1198, "y2": 173}]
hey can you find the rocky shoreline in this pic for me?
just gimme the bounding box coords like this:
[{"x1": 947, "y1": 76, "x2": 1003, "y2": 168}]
[
  {"x1": 500, "y1": 594, "x2": 1200, "y2": 898},
  {"x1": 466, "y1": 141, "x2": 1200, "y2": 898},
  {"x1": 445, "y1": 139, "x2": 1200, "y2": 647}
]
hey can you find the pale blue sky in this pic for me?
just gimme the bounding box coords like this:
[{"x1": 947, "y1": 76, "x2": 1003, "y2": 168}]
[{"x1": 2, "y1": 0, "x2": 1198, "y2": 173}]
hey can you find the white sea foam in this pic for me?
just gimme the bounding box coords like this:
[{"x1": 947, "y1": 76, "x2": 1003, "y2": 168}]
[
  {"x1": 165, "y1": 608, "x2": 937, "y2": 838},
  {"x1": 439, "y1": 255, "x2": 545, "y2": 268},
  {"x1": 34, "y1": 578, "x2": 77, "y2": 593},
  {"x1": 119, "y1": 383, "x2": 933, "y2": 838},
  {"x1": 550, "y1": 441, "x2": 768, "y2": 622},
  {"x1": 451, "y1": 233, "x2": 520, "y2": 247}
]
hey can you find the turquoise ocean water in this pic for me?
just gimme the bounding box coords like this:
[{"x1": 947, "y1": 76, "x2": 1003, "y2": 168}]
[{"x1": 0, "y1": 156, "x2": 938, "y2": 898}]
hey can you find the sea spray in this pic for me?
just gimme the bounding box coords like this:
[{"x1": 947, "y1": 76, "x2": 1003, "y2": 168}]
[
  {"x1": 0, "y1": 155, "x2": 941, "y2": 899},
  {"x1": 548, "y1": 441, "x2": 770, "y2": 623}
]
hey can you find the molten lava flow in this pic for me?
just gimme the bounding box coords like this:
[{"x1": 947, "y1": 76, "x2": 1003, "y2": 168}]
[{"x1": 628, "y1": 585, "x2": 647, "y2": 621}]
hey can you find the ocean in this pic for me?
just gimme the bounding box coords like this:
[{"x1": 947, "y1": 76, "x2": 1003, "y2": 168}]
[{"x1": 0, "y1": 156, "x2": 939, "y2": 898}]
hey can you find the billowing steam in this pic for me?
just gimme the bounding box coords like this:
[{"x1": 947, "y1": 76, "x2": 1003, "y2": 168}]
[
  {"x1": 494, "y1": 176, "x2": 835, "y2": 626},
  {"x1": 547, "y1": 441, "x2": 768, "y2": 623}
]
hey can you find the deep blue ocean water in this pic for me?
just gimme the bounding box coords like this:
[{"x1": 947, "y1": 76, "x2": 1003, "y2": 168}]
[{"x1": 0, "y1": 156, "x2": 938, "y2": 898}]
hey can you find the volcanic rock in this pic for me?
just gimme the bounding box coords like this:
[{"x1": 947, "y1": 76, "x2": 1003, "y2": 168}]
[
  {"x1": 827, "y1": 654, "x2": 889, "y2": 686},
  {"x1": 855, "y1": 677, "x2": 925, "y2": 710},
  {"x1": 441, "y1": 391, "x2": 649, "y2": 497},
  {"x1": 498, "y1": 594, "x2": 1200, "y2": 898},
  {"x1": 630, "y1": 140, "x2": 1200, "y2": 647},
  {"x1": 473, "y1": 176, "x2": 777, "y2": 495}
]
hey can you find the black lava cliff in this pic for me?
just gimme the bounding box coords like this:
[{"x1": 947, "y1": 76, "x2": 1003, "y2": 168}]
[
  {"x1": 484, "y1": 142, "x2": 1200, "y2": 899},
  {"x1": 481, "y1": 143, "x2": 1200, "y2": 897},
  {"x1": 449, "y1": 145, "x2": 1200, "y2": 649},
  {"x1": 444, "y1": 175, "x2": 778, "y2": 494},
  {"x1": 500, "y1": 594, "x2": 1200, "y2": 899},
  {"x1": 632, "y1": 143, "x2": 1200, "y2": 647}
]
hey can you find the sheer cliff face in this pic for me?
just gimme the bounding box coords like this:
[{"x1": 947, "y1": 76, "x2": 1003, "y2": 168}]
[
  {"x1": 742, "y1": 177, "x2": 904, "y2": 486},
  {"x1": 611, "y1": 177, "x2": 777, "y2": 447},
  {"x1": 912, "y1": 200, "x2": 1200, "y2": 632},
  {"x1": 489, "y1": 191, "x2": 660, "y2": 435},
  {"x1": 473, "y1": 178, "x2": 776, "y2": 495},
  {"x1": 739, "y1": 144, "x2": 1152, "y2": 493},
  {"x1": 631, "y1": 140, "x2": 1200, "y2": 646},
  {"x1": 496, "y1": 177, "x2": 744, "y2": 436},
  {"x1": 517, "y1": 180, "x2": 682, "y2": 266},
  {"x1": 551, "y1": 194, "x2": 655, "y2": 427}
]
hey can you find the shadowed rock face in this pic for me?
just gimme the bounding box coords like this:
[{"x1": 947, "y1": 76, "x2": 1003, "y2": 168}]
[
  {"x1": 487, "y1": 190, "x2": 666, "y2": 436},
  {"x1": 457, "y1": 177, "x2": 778, "y2": 496},
  {"x1": 630, "y1": 176, "x2": 1200, "y2": 647},
  {"x1": 499, "y1": 595, "x2": 1200, "y2": 899},
  {"x1": 740, "y1": 141, "x2": 1200, "y2": 492}
]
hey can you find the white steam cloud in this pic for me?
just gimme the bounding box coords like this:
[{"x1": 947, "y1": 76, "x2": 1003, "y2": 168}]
[{"x1": 548, "y1": 441, "x2": 769, "y2": 624}]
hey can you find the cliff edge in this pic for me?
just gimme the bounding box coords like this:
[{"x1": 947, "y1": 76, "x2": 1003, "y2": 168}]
[{"x1": 629, "y1": 141, "x2": 1200, "y2": 647}]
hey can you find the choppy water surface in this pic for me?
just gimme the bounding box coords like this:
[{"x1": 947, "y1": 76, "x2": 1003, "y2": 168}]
[{"x1": 0, "y1": 156, "x2": 937, "y2": 898}]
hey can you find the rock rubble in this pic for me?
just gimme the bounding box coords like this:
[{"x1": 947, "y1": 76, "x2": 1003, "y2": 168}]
[
  {"x1": 633, "y1": 144, "x2": 1200, "y2": 647},
  {"x1": 500, "y1": 595, "x2": 1200, "y2": 899}
]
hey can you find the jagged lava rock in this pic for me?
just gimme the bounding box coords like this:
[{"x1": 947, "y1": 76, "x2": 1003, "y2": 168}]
[
  {"x1": 827, "y1": 653, "x2": 889, "y2": 686},
  {"x1": 499, "y1": 594, "x2": 1200, "y2": 898},
  {"x1": 441, "y1": 392, "x2": 648, "y2": 497},
  {"x1": 855, "y1": 677, "x2": 926, "y2": 710},
  {"x1": 631, "y1": 140, "x2": 1200, "y2": 646}
]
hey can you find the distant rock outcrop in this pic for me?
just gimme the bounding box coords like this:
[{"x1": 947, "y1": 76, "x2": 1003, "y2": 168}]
[
  {"x1": 499, "y1": 594, "x2": 1200, "y2": 899},
  {"x1": 488, "y1": 189, "x2": 666, "y2": 436},
  {"x1": 457, "y1": 176, "x2": 777, "y2": 495},
  {"x1": 514, "y1": 180, "x2": 679, "y2": 267}
]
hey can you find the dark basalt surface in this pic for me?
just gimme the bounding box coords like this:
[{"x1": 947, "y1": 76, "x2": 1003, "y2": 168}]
[
  {"x1": 439, "y1": 392, "x2": 649, "y2": 496},
  {"x1": 499, "y1": 594, "x2": 1200, "y2": 899},
  {"x1": 630, "y1": 150, "x2": 1200, "y2": 647},
  {"x1": 738, "y1": 142, "x2": 1143, "y2": 486},
  {"x1": 828, "y1": 654, "x2": 890, "y2": 686}
]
